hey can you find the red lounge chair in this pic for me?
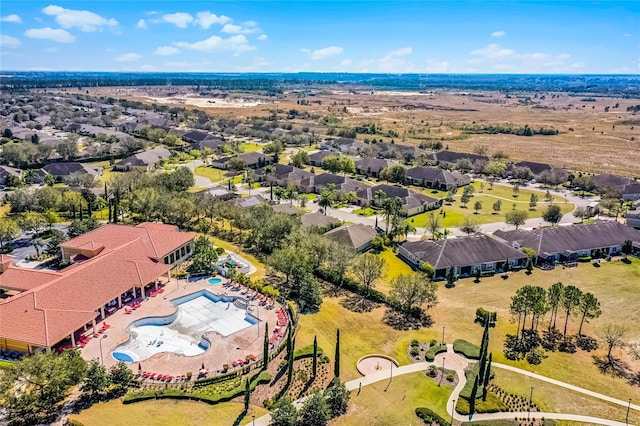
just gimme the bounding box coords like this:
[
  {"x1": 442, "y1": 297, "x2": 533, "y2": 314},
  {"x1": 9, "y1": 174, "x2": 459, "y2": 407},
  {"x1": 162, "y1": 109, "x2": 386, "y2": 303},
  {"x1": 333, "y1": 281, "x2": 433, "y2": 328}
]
[
  {"x1": 248, "y1": 354, "x2": 257, "y2": 361},
  {"x1": 125, "y1": 308, "x2": 132, "y2": 314},
  {"x1": 157, "y1": 288, "x2": 165, "y2": 294},
  {"x1": 167, "y1": 376, "x2": 173, "y2": 382},
  {"x1": 149, "y1": 373, "x2": 156, "y2": 379},
  {"x1": 103, "y1": 322, "x2": 111, "y2": 329}
]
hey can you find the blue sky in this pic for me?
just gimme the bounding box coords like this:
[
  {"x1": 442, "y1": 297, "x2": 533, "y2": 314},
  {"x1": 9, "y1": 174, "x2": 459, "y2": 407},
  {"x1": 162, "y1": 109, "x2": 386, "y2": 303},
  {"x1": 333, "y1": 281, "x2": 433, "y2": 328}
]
[{"x1": 0, "y1": 1, "x2": 638, "y2": 73}]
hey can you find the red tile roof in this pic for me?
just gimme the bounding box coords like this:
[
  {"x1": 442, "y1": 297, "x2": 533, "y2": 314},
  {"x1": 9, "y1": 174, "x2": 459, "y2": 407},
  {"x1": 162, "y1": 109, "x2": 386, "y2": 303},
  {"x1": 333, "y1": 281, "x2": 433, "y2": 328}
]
[{"x1": 0, "y1": 223, "x2": 195, "y2": 348}]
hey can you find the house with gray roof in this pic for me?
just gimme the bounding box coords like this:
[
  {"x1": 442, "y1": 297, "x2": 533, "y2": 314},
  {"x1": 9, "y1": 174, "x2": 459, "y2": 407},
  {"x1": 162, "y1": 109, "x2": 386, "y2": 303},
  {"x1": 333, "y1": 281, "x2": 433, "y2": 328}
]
[
  {"x1": 377, "y1": 143, "x2": 426, "y2": 161},
  {"x1": 299, "y1": 173, "x2": 367, "y2": 196},
  {"x1": 0, "y1": 166, "x2": 22, "y2": 187},
  {"x1": 255, "y1": 164, "x2": 312, "y2": 187},
  {"x1": 354, "y1": 158, "x2": 390, "y2": 178},
  {"x1": 398, "y1": 234, "x2": 528, "y2": 280},
  {"x1": 229, "y1": 194, "x2": 268, "y2": 209},
  {"x1": 211, "y1": 152, "x2": 273, "y2": 170},
  {"x1": 428, "y1": 150, "x2": 488, "y2": 166},
  {"x1": 591, "y1": 174, "x2": 640, "y2": 200},
  {"x1": 272, "y1": 204, "x2": 304, "y2": 216},
  {"x1": 113, "y1": 147, "x2": 171, "y2": 171},
  {"x1": 406, "y1": 166, "x2": 470, "y2": 191},
  {"x1": 626, "y1": 207, "x2": 640, "y2": 229},
  {"x1": 308, "y1": 150, "x2": 336, "y2": 167},
  {"x1": 42, "y1": 162, "x2": 102, "y2": 179},
  {"x1": 300, "y1": 212, "x2": 340, "y2": 230},
  {"x1": 493, "y1": 221, "x2": 640, "y2": 265},
  {"x1": 205, "y1": 186, "x2": 235, "y2": 201},
  {"x1": 356, "y1": 184, "x2": 441, "y2": 217},
  {"x1": 324, "y1": 223, "x2": 377, "y2": 252}
]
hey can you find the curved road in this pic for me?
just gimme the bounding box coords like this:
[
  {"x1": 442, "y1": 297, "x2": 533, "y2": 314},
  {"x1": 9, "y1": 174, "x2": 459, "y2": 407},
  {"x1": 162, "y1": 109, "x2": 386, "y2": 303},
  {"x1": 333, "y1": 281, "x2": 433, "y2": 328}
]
[{"x1": 248, "y1": 344, "x2": 638, "y2": 426}]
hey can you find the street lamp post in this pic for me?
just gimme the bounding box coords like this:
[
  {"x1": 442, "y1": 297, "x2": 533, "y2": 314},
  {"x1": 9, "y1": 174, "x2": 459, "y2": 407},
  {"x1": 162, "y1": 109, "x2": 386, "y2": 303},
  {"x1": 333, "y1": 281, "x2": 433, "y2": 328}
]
[
  {"x1": 252, "y1": 415, "x2": 255, "y2": 426},
  {"x1": 527, "y1": 386, "x2": 534, "y2": 421},
  {"x1": 450, "y1": 399, "x2": 456, "y2": 425},
  {"x1": 627, "y1": 398, "x2": 632, "y2": 425},
  {"x1": 442, "y1": 326, "x2": 445, "y2": 345},
  {"x1": 439, "y1": 357, "x2": 446, "y2": 386},
  {"x1": 99, "y1": 334, "x2": 108, "y2": 366}
]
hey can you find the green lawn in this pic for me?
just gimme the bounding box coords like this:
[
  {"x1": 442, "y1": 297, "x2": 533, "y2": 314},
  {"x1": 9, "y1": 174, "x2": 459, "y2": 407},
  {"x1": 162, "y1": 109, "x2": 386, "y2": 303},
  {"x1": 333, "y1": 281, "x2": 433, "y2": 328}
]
[
  {"x1": 0, "y1": 204, "x2": 9, "y2": 218},
  {"x1": 333, "y1": 372, "x2": 453, "y2": 426},
  {"x1": 353, "y1": 207, "x2": 378, "y2": 217},
  {"x1": 297, "y1": 257, "x2": 640, "y2": 403},
  {"x1": 377, "y1": 248, "x2": 415, "y2": 294},
  {"x1": 408, "y1": 181, "x2": 574, "y2": 229},
  {"x1": 70, "y1": 400, "x2": 267, "y2": 426},
  {"x1": 492, "y1": 368, "x2": 640, "y2": 425},
  {"x1": 194, "y1": 166, "x2": 224, "y2": 183},
  {"x1": 88, "y1": 160, "x2": 123, "y2": 185},
  {"x1": 239, "y1": 142, "x2": 262, "y2": 153}
]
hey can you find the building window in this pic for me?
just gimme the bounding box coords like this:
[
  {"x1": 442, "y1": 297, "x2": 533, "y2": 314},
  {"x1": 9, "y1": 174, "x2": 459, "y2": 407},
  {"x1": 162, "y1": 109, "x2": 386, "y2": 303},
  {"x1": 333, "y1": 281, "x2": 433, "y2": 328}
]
[
  {"x1": 181, "y1": 246, "x2": 186, "y2": 257},
  {"x1": 186, "y1": 245, "x2": 191, "y2": 254},
  {"x1": 164, "y1": 256, "x2": 169, "y2": 264},
  {"x1": 170, "y1": 253, "x2": 175, "y2": 263}
]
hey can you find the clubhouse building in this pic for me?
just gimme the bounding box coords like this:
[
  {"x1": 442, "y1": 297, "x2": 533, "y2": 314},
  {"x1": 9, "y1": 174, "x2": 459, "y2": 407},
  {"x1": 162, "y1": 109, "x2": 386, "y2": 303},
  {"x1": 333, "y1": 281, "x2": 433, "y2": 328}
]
[{"x1": 0, "y1": 223, "x2": 195, "y2": 354}]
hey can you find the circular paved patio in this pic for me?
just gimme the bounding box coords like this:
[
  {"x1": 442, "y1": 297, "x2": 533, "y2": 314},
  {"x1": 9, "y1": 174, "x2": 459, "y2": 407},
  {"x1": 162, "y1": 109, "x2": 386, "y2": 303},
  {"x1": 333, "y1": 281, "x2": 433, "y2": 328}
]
[
  {"x1": 434, "y1": 351, "x2": 468, "y2": 371},
  {"x1": 357, "y1": 355, "x2": 399, "y2": 375}
]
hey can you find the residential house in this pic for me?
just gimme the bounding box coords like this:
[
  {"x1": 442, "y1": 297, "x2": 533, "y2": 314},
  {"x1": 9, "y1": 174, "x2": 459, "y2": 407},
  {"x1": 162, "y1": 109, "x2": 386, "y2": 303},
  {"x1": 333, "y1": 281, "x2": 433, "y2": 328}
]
[
  {"x1": 355, "y1": 158, "x2": 390, "y2": 178},
  {"x1": 113, "y1": 147, "x2": 171, "y2": 171},
  {"x1": 308, "y1": 150, "x2": 336, "y2": 167},
  {"x1": 324, "y1": 223, "x2": 378, "y2": 253},
  {"x1": 398, "y1": 234, "x2": 528, "y2": 280},
  {"x1": 0, "y1": 166, "x2": 22, "y2": 186},
  {"x1": 356, "y1": 184, "x2": 441, "y2": 217},
  {"x1": 211, "y1": 152, "x2": 273, "y2": 170},
  {"x1": 272, "y1": 204, "x2": 304, "y2": 216},
  {"x1": 626, "y1": 207, "x2": 640, "y2": 229},
  {"x1": 592, "y1": 174, "x2": 640, "y2": 200},
  {"x1": 42, "y1": 162, "x2": 102, "y2": 180},
  {"x1": 324, "y1": 138, "x2": 365, "y2": 155},
  {"x1": 204, "y1": 186, "x2": 235, "y2": 201},
  {"x1": 377, "y1": 143, "x2": 426, "y2": 161},
  {"x1": 79, "y1": 124, "x2": 130, "y2": 141},
  {"x1": 428, "y1": 150, "x2": 488, "y2": 166},
  {"x1": 255, "y1": 164, "x2": 312, "y2": 187},
  {"x1": 406, "y1": 166, "x2": 470, "y2": 191},
  {"x1": 229, "y1": 194, "x2": 268, "y2": 209},
  {"x1": 510, "y1": 161, "x2": 553, "y2": 178},
  {"x1": 182, "y1": 131, "x2": 226, "y2": 152},
  {"x1": 0, "y1": 223, "x2": 195, "y2": 353},
  {"x1": 299, "y1": 173, "x2": 367, "y2": 196},
  {"x1": 493, "y1": 221, "x2": 640, "y2": 265},
  {"x1": 300, "y1": 212, "x2": 340, "y2": 230}
]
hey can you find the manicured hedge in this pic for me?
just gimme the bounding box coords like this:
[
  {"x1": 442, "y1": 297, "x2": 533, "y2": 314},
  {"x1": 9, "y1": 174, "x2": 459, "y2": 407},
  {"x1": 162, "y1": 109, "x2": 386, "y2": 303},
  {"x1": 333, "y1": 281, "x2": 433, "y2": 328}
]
[
  {"x1": 415, "y1": 407, "x2": 448, "y2": 426},
  {"x1": 425, "y1": 344, "x2": 447, "y2": 362},
  {"x1": 293, "y1": 344, "x2": 324, "y2": 360},
  {"x1": 124, "y1": 371, "x2": 271, "y2": 405},
  {"x1": 578, "y1": 256, "x2": 592, "y2": 262},
  {"x1": 192, "y1": 370, "x2": 240, "y2": 388},
  {"x1": 459, "y1": 364, "x2": 480, "y2": 399},
  {"x1": 453, "y1": 339, "x2": 481, "y2": 359}
]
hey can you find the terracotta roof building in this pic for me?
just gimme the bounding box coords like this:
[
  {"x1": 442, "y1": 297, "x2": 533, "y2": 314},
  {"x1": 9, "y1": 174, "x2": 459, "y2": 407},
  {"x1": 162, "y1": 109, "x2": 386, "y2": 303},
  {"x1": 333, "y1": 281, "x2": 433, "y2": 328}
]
[{"x1": 0, "y1": 223, "x2": 195, "y2": 353}]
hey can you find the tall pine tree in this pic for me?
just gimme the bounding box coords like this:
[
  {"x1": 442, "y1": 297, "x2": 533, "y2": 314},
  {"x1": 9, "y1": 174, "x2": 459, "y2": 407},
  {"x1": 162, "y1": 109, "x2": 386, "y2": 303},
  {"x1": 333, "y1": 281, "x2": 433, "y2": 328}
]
[
  {"x1": 469, "y1": 376, "x2": 479, "y2": 414},
  {"x1": 262, "y1": 323, "x2": 269, "y2": 371},
  {"x1": 482, "y1": 353, "x2": 492, "y2": 401},
  {"x1": 244, "y1": 378, "x2": 251, "y2": 411},
  {"x1": 312, "y1": 335, "x2": 318, "y2": 379}
]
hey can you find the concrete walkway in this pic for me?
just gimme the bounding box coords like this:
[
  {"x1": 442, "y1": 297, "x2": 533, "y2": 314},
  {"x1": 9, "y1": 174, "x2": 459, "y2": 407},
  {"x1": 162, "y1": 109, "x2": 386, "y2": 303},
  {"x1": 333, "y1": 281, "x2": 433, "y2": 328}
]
[{"x1": 248, "y1": 343, "x2": 638, "y2": 426}]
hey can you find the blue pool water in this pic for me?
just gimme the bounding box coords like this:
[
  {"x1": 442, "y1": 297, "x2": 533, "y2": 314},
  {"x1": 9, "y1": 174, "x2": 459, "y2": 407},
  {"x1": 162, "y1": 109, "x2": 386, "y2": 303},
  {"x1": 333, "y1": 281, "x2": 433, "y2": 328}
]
[
  {"x1": 208, "y1": 278, "x2": 222, "y2": 285},
  {"x1": 113, "y1": 352, "x2": 134, "y2": 362}
]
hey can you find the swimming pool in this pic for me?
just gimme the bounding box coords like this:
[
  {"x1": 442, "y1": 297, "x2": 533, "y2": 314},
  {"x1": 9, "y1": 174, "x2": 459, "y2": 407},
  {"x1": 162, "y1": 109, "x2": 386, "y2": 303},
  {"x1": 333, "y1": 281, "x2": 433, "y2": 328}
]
[
  {"x1": 112, "y1": 290, "x2": 258, "y2": 362},
  {"x1": 208, "y1": 277, "x2": 222, "y2": 284}
]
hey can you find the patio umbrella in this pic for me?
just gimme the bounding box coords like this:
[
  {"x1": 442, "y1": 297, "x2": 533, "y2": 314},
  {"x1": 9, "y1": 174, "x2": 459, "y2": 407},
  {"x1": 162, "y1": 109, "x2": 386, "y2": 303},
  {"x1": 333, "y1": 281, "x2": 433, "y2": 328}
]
[
  {"x1": 201, "y1": 362, "x2": 205, "y2": 370},
  {"x1": 138, "y1": 363, "x2": 142, "y2": 372}
]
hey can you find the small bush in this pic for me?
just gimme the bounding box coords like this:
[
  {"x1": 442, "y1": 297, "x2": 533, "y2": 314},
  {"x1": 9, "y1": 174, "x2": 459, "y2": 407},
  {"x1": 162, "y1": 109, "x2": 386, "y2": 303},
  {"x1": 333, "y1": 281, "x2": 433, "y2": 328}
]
[
  {"x1": 410, "y1": 347, "x2": 420, "y2": 357},
  {"x1": 410, "y1": 339, "x2": 420, "y2": 348},
  {"x1": 475, "y1": 307, "x2": 497, "y2": 327},
  {"x1": 415, "y1": 407, "x2": 448, "y2": 426},
  {"x1": 427, "y1": 365, "x2": 438, "y2": 378},
  {"x1": 453, "y1": 339, "x2": 481, "y2": 359},
  {"x1": 425, "y1": 344, "x2": 447, "y2": 362},
  {"x1": 577, "y1": 256, "x2": 592, "y2": 262}
]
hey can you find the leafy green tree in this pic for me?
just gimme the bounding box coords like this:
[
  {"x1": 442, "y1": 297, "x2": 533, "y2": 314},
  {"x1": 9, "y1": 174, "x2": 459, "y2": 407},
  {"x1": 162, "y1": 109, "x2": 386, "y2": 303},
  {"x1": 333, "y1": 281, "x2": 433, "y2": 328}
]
[
  {"x1": 338, "y1": 156, "x2": 356, "y2": 176},
  {"x1": 0, "y1": 350, "x2": 87, "y2": 425},
  {"x1": 483, "y1": 161, "x2": 507, "y2": 179},
  {"x1": 446, "y1": 267, "x2": 457, "y2": 287},
  {"x1": 381, "y1": 196, "x2": 403, "y2": 234},
  {"x1": 291, "y1": 150, "x2": 309, "y2": 168},
  {"x1": 264, "y1": 140, "x2": 284, "y2": 162},
  {"x1": 389, "y1": 273, "x2": 439, "y2": 315},
  {"x1": 622, "y1": 240, "x2": 633, "y2": 259},
  {"x1": 108, "y1": 361, "x2": 135, "y2": 393},
  {"x1": 45, "y1": 229, "x2": 67, "y2": 260},
  {"x1": 460, "y1": 192, "x2": 472, "y2": 208},
  {"x1": 492, "y1": 200, "x2": 502, "y2": 214},
  {"x1": 190, "y1": 235, "x2": 218, "y2": 274},
  {"x1": 322, "y1": 155, "x2": 342, "y2": 173},
  {"x1": 81, "y1": 359, "x2": 109, "y2": 400},
  {"x1": 68, "y1": 217, "x2": 99, "y2": 238},
  {"x1": 324, "y1": 377, "x2": 350, "y2": 418},
  {"x1": 299, "y1": 390, "x2": 330, "y2": 426},
  {"x1": 529, "y1": 194, "x2": 538, "y2": 209},
  {"x1": 473, "y1": 200, "x2": 483, "y2": 214},
  {"x1": 270, "y1": 397, "x2": 297, "y2": 426},
  {"x1": 547, "y1": 282, "x2": 564, "y2": 331},
  {"x1": 505, "y1": 210, "x2": 527, "y2": 230},
  {"x1": 296, "y1": 269, "x2": 322, "y2": 312},
  {"x1": 577, "y1": 292, "x2": 601, "y2": 336},
  {"x1": 350, "y1": 253, "x2": 387, "y2": 295},
  {"x1": 21, "y1": 211, "x2": 46, "y2": 234},
  {"x1": 426, "y1": 211, "x2": 441, "y2": 239},
  {"x1": 543, "y1": 204, "x2": 562, "y2": 225},
  {"x1": 44, "y1": 173, "x2": 55, "y2": 187},
  {"x1": 380, "y1": 165, "x2": 406, "y2": 183},
  {"x1": 319, "y1": 184, "x2": 336, "y2": 215},
  {"x1": 0, "y1": 217, "x2": 20, "y2": 249}
]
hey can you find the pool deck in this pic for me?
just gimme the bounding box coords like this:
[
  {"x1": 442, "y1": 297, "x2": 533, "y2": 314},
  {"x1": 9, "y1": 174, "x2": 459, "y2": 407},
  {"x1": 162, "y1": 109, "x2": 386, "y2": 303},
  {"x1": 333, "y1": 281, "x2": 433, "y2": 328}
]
[{"x1": 80, "y1": 276, "x2": 284, "y2": 377}]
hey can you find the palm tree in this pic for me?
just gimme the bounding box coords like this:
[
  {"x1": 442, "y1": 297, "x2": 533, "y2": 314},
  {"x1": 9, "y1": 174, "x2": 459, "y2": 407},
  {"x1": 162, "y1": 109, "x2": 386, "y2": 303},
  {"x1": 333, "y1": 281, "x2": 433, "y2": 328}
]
[
  {"x1": 263, "y1": 165, "x2": 276, "y2": 200},
  {"x1": 374, "y1": 190, "x2": 387, "y2": 208},
  {"x1": 319, "y1": 184, "x2": 336, "y2": 215},
  {"x1": 382, "y1": 197, "x2": 403, "y2": 235}
]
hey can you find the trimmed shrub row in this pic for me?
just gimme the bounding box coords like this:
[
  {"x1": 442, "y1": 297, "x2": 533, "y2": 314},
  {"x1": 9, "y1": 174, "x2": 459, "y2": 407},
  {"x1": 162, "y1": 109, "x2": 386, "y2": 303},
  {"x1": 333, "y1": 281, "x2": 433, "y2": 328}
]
[
  {"x1": 453, "y1": 339, "x2": 481, "y2": 359},
  {"x1": 415, "y1": 407, "x2": 448, "y2": 426},
  {"x1": 293, "y1": 345, "x2": 324, "y2": 360},
  {"x1": 425, "y1": 344, "x2": 447, "y2": 362},
  {"x1": 124, "y1": 371, "x2": 271, "y2": 405},
  {"x1": 192, "y1": 370, "x2": 241, "y2": 388},
  {"x1": 578, "y1": 256, "x2": 592, "y2": 262}
]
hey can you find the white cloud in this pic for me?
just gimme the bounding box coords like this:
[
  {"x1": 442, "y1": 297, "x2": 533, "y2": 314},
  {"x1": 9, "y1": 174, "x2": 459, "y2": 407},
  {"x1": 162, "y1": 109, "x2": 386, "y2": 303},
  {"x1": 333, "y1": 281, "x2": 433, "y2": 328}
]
[
  {"x1": 196, "y1": 11, "x2": 231, "y2": 29},
  {"x1": 136, "y1": 19, "x2": 147, "y2": 29},
  {"x1": 42, "y1": 5, "x2": 118, "y2": 32},
  {"x1": 174, "y1": 34, "x2": 254, "y2": 54},
  {"x1": 44, "y1": 46, "x2": 58, "y2": 53},
  {"x1": 1, "y1": 14, "x2": 22, "y2": 23},
  {"x1": 491, "y1": 30, "x2": 506, "y2": 38},
  {"x1": 623, "y1": 33, "x2": 632, "y2": 38},
  {"x1": 310, "y1": 46, "x2": 343, "y2": 60},
  {"x1": 470, "y1": 43, "x2": 515, "y2": 59},
  {"x1": 425, "y1": 59, "x2": 451, "y2": 72},
  {"x1": 388, "y1": 47, "x2": 412, "y2": 57},
  {"x1": 115, "y1": 52, "x2": 142, "y2": 62},
  {"x1": 1, "y1": 35, "x2": 21, "y2": 48},
  {"x1": 341, "y1": 59, "x2": 352, "y2": 67},
  {"x1": 163, "y1": 12, "x2": 194, "y2": 28},
  {"x1": 140, "y1": 64, "x2": 158, "y2": 71},
  {"x1": 25, "y1": 27, "x2": 75, "y2": 43},
  {"x1": 257, "y1": 34, "x2": 268, "y2": 41},
  {"x1": 154, "y1": 46, "x2": 181, "y2": 56},
  {"x1": 377, "y1": 47, "x2": 413, "y2": 71},
  {"x1": 221, "y1": 23, "x2": 260, "y2": 34}
]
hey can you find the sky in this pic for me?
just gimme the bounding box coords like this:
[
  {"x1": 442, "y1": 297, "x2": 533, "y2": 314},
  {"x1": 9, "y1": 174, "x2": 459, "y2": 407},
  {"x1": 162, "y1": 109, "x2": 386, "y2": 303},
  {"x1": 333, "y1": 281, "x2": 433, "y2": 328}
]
[{"x1": 0, "y1": 1, "x2": 638, "y2": 74}]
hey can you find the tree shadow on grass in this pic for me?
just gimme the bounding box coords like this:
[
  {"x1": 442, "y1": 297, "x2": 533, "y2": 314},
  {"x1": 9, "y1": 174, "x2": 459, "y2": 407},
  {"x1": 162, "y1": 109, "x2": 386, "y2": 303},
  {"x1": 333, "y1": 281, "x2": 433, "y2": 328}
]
[
  {"x1": 232, "y1": 409, "x2": 248, "y2": 426},
  {"x1": 383, "y1": 309, "x2": 433, "y2": 330},
  {"x1": 593, "y1": 355, "x2": 632, "y2": 379},
  {"x1": 339, "y1": 295, "x2": 379, "y2": 313}
]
